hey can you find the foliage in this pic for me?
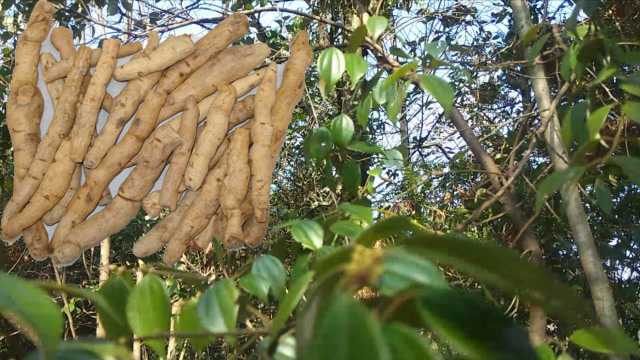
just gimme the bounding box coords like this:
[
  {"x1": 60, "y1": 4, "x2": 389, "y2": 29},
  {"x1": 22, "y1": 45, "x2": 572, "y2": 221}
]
[{"x1": 1, "y1": 0, "x2": 639, "y2": 359}]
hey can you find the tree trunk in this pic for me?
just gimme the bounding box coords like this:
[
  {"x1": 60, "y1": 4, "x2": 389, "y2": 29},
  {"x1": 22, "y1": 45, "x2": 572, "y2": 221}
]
[
  {"x1": 450, "y1": 108, "x2": 546, "y2": 345},
  {"x1": 509, "y1": 0, "x2": 620, "y2": 331}
]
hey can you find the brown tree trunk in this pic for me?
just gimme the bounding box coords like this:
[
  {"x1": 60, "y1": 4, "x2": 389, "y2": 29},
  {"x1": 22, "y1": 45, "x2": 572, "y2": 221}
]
[{"x1": 509, "y1": 0, "x2": 620, "y2": 332}]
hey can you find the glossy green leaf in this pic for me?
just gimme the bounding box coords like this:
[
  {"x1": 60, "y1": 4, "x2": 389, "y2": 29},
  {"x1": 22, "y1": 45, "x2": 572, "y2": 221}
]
[
  {"x1": 126, "y1": 274, "x2": 170, "y2": 357},
  {"x1": 252, "y1": 255, "x2": 287, "y2": 299},
  {"x1": 386, "y1": 81, "x2": 408, "y2": 123},
  {"x1": 594, "y1": 178, "x2": 613, "y2": 215},
  {"x1": 317, "y1": 47, "x2": 345, "y2": 96},
  {"x1": 419, "y1": 74, "x2": 454, "y2": 114},
  {"x1": 341, "y1": 159, "x2": 361, "y2": 195},
  {"x1": 97, "y1": 275, "x2": 132, "y2": 340},
  {"x1": 561, "y1": 102, "x2": 589, "y2": 147},
  {"x1": 418, "y1": 288, "x2": 536, "y2": 359},
  {"x1": 330, "y1": 114, "x2": 355, "y2": 147},
  {"x1": 0, "y1": 273, "x2": 63, "y2": 355},
  {"x1": 384, "y1": 148, "x2": 404, "y2": 168},
  {"x1": 355, "y1": 216, "x2": 418, "y2": 247},
  {"x1": 366, "y1": 15, "x2": 388, "y2": 42},
  {"x1": 560, "y1": 44, "x2": 579, "y2": 81},
  {"x1": 620, "y1": 78, "x2": 640, "y2": 97},
  {"x1": 570, "y1": 327, "x2": 640, "y2": 356},
  {"x1": 372, "y1": 79, "x2": 388, "y2": 104},
  {"x1": 536, "y1": 344, "x2": 556, "y2": 360},
  {"x1": 197, "y1": 279, "x2": 239, "y2": 333},
  {"x1": 239, "y1": 273, "x2": 269, "y2": 302},
  {"x1": 290, "y1": 219, "x2": 324, "y2": 250},
  {"x1": 610, "y1": 156, "x2": 640, "y2": 185},
  {"x1": 384, "y1": 62, "x2": 417, "y2": 89},
  {"x1": 348, "y1": 141, "x2": 383, "y2": 154},
  {"x1": 339, "y1": 202, "x2": 373, "y2": 224},
  {"x1": 586, "y1": 105, "x2": 612, "y2": 140},
  {"x1": 535, "y1": 166, "x2": 586, "y2": 212},
  {"x1": 356, "y1": 94, "x2": 373, "y2": 126},
  {"x1": 304, "y1": 127, "x2": 334, "y2": 159},
  {"x1": 271, "y1": 271, "x2": 314, "y2": 334},
  {"x1": 526, "y1": 33, "x2": 551, "y2": 64},
  {"x1": 330, "y1": 220, "x2": 364, "y2": 238},
  {"x1": 397, "y1": 229, "x2": 592, "y2": 323},
  {"x1": 379, "y1": 248, "x2": 448, "y2": 296},
  {"x1": 302, "y1": 293, "x2": 391, "y2": 360},
  {"x1": 383, "y1": 323, "x2": 441, "y2": 360},
  {"x1": 175, "y1": 299, "x2": 213, "y2": 351},
  {"x1": 621, "y1": 101, "x2": 640, "y2": 123},
  {"x1": 345, "y1": 25, "x2": 368, "y2": 53},
  {"x1": 345, "y1": 53, "x2": 367, "y2": 89}
]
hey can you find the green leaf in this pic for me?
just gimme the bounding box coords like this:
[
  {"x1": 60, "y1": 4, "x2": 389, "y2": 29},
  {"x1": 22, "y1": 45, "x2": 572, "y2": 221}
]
[
  {"x1": 97, "y1": 275, "x2": 132, "y2": 340},
  {"x1": 366, "y1": 15, "x2": 388, "y2": 42},
  {"x1": 621, "y1": 82, "x2": 640, "y2": 97},
  {"x1": 526, "y1": 33, "x2": 551, "y2": 64},
  {"x1": 271, "y1": 271, "x2": 314, "y2": 334},
  {"x1": 345, "y1": 53, "x2": 367, "y2": 89},
  {"x1": 424, "y1": 41, "x2": 446, "y2": 60},
  {"x1": 384, "y1": 62, "x2": 417, "y2": 89},
  {"x1": 587, "y1": 65, "x2": 617, "y2": 87},
  {"x1": 345, "y1": 25, "x2": 367, "y2": 53},
  {"x1": 379, "y1": 248, "x2": 448, "y2": 296},
  {"x1": 385, "y1": 81, "x2": 407, "y2": 123},
  {"x1": 56, "y1": 340, "x2": 132, "y2": 360},
  {"x1": 197, "y1": 279, "x2": 239, "y2": 333},
  {"x1": 397, "y1": 229, "x2": 592, "y2": 324},
  {"x1": 418, "y1": 288, "x2": 536, "y2": 359},
  {"x1": 384, "y1": 149, "x2": 404, "y2": 168},
  {"x1": 175, "y1": 299, "x2": 214, "y2": 351},
  {"x1": 302, "y1": 294, "x2": 391, "y2": 360},
  {"x1": 383, "y1": 323, "x2": 441, "y2": 360},
  {"x1": 252, "y1": 255, "x2": 287, "y2": 299},
  {"x1": 521, "y1": 24, "x2": 542, "y2": 46},
  {"x1": 610, "y1": 156, "x2": 640, "y2": 185},
  {"x1": 570, "y1": 327, "x2": 640, "y2": 356},
  {"x1": 330, "y1": 220, "x2": 364, "y2": 238},
  {"x1": 0, "y1": 273, "x2": 63, "y2": 355},
  {"x1": 586, "y1": 105, "x2": 612, "y2": 140},
  {"x1": 536, "y1": 344, "x2": 556, "y2": 360},
  {"x1": 239, "y1": 274, "x2": 269, "y2": 302},
  {"x1": 419, "y1": 74, "x2": 454, "y2": 114},
  {"x1": 317, "y1": 47, "x2": 345, "y2": 97},
  {"x1": 372, "y1": 79, "x2": 388, "y2": 104},
  {"x1": 340, "y1": 159, "x2": 361, "y2": 195},
  {"x1": 356, "y1": 94, "x2": 373, "y2": 126},
  {"x1": 355, "y1": 216, "x2": 419, "y2": 247},
  {"x1": 561, "y1": 102, "x2": 589, "y2": 147},
  {"x1": 289, "y1": 219, "x2": 324, "y2": 250},
  {"x1": 304, "y1": 127, "x2": 334, "y2": 159},
  {"x1": 273, "y1": 334, "x2": 296, "y2": 360},
  {"x1": 348, "y1": 140, "x2": 383, "y2": 154},
  {"x1": 621, "y1": 101, "x2": 640, "y2": 123},
  {"x1": 390, "y1": 46, "x2": 412, "y2": 59},
  {"x1": 560, "y1": 45, "x2": 579, "y2": 81},
  {"x1": 535, "y1": 166, "x2": 586, "y2": 212},
  {"x1": 126, "y1": 274, "x2": 170, "y2": 357},
  {"x1": 594, "y1": 178, "x2": 613, "y2": 215},
  {"x1": 330, "y1": 114, "x2": 355, "y2": 147},
  {"x1": 338, "y1": 202, "x2": 373, "y2": 224}
]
